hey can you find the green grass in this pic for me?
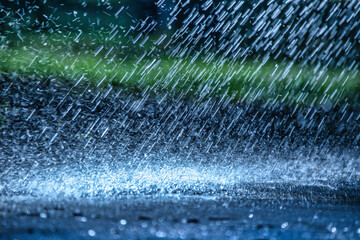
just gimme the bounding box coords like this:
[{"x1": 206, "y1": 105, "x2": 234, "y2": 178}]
[{"x1": 1, "y1": 39, "x2": 359, "y2": 110}]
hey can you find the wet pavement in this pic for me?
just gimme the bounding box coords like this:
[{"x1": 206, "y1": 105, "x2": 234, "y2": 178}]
[
  {"x1": 0, "y1": 75, "x2": 359, "y2": 239},
  {"x1": 1, "y1": 195, "x2": 360, "y2": 240}
]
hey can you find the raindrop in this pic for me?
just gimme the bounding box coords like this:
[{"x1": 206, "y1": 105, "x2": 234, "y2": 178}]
[
  {"x1": 88, "y1": 229, "x2": 96, "y2": 237},
  {"x1": 120, "y1": 219, "x2": 127, "y2": 225},
  {"x1": 281, "y1": 222, "x2": 288, "y2": 229}
]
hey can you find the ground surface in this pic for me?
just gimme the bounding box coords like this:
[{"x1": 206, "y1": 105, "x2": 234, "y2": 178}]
[
  {"x1": 1, "y1": 195, "x2": 360, "y2": 240},
  {"x1": 0, "y1": 75, "x2": 359, "y2": 239}
]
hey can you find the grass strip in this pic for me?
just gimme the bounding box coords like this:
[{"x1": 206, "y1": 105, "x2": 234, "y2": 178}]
[{"x1": 1, "y1": 45, "x2": 359, "y2": 110}]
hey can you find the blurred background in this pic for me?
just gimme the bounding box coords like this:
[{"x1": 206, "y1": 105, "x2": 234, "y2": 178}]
[{"x1": 1, "y1": 0, "x2": 359, "y2": 66}]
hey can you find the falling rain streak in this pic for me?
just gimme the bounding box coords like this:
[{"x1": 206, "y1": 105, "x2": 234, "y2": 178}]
[
  {"x1": 1, "y1": 0, "x2": 360, "y2": 239},
  {"x1": 0, "y1": 1, "x2": 360, "y2": 238},
  {"x1": 0, "y1": 0, "x2": 359, "y2": 197}
]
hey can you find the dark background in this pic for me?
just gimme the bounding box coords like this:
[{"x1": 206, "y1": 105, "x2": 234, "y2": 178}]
[{"x1": 1, "y1": 0, "x2": 360, "y2": 67}]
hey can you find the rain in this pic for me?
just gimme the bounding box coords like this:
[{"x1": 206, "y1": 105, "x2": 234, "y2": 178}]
[{"x1": 0, "y1": 0, "x2": 359, "y2": 239}]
